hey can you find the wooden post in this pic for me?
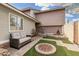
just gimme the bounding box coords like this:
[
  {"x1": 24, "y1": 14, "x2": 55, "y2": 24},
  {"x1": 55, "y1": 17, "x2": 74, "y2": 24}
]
[{"x1": 74, "y1": 21, "x2": 79, "y2": 44}]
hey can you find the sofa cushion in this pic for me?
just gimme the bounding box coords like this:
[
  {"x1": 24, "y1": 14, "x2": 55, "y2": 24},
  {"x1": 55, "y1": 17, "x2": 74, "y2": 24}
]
[
  {"x1": 11, "y1": 32, "x2": 21, "y2": 39},
  {"x1": 19, "y1": 37, "x2": 31, "y2": 43},
  {"x1": 20, "y1": 32, "x2": 26, "y2": 38}
]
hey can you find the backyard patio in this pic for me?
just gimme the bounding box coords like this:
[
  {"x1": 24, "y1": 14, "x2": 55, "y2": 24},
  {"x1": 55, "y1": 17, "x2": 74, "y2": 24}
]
[
  {"x1": 24, "y1": 38, "x2": 79, "y2": 56},
  {"x1": 6, "y1": 36, "x2": 79, "y2": 56},
  {"x1": 0, "y1": 3, "x2": 79, "y2": 56}
]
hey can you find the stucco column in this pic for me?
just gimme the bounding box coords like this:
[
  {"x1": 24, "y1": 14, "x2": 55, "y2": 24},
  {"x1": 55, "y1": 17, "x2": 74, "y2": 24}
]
[
  {"x1": 74, "y1": 21, "x2": 79, "y2": 44},
  {"x1": 77, "y1": 21, "x2": 79, "y2": 44}
]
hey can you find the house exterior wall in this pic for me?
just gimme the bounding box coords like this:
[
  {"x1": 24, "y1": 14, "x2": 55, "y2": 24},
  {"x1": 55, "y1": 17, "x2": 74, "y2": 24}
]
[
  {"x1": 64, "y1": 23, "x2": 74, "y2": 43},
  {"x1": 74, "y1": 21, "x2": 79, "y2": 44},
  {"x1": 35, "y1": 9, "x2": 65, "y2": 26},
  {"x1": 36, "y1": 9, "x2": 65, "y2": 34},
  {"x1": 77, "y1": 21, "x2": 79, "y2": 44},
  {"x1": 64, "y1": 21, "x2": 79, "y2": 44},
  {"x1": 0, "y1": 4, "x2": 36, "y2": 44}
]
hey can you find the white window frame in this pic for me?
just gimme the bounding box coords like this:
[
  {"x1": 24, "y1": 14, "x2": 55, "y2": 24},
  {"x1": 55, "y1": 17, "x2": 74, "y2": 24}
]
[{"x1": 9, "y1": 13, "x2": 24, "y2": 32}]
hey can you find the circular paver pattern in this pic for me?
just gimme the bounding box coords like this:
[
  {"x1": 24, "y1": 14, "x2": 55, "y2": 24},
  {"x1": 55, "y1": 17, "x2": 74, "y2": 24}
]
[{"x1": 35, "y1": 43, "x2": 56, "y2": 55}]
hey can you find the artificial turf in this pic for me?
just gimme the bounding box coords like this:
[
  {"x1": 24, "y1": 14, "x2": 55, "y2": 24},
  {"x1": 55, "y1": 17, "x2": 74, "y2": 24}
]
[{"x1": 24, "y1": 40, "x2": 79, "y2": 56}]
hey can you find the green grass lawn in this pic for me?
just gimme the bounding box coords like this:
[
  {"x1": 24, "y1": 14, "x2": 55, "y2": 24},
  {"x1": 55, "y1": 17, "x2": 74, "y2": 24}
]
[
  {"x1": 24, "y1": 40, "x2": 79, "y2": 56},
  {"x1": 43, "y1": 36, "x2": 72, "y2": 44}
]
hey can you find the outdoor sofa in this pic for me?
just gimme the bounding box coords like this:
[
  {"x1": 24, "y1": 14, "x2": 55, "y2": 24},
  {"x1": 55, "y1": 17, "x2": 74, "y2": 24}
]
[{"x1": 10, "y1": 32, "x2": 31, "y2": 49}]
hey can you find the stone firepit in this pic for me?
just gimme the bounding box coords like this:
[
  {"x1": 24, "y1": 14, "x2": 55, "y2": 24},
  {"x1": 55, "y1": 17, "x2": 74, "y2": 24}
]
[
  {"x1": 0, "y1": 48, "x2": 10, "y2": 56},
  {"x1": 35, "y1": 43, "x2": 56, "y2": 55}
]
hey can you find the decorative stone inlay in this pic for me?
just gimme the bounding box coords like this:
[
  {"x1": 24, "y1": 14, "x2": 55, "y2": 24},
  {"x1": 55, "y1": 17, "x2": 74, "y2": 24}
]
[
  {"x1": 35, "y1": 43, "x2": 56, "y2": 55},
  {"x1": 0, "y1": 48, "x2": 10, "y2": 56}
]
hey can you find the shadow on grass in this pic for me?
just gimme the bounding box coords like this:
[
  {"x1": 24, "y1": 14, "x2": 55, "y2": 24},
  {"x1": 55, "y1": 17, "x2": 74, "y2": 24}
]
[
  {"x1": 24, "y1": 40, "x2": 79, "y2": 56},
  {"x1": 43, "y1": 36, "x2": 73, "y2": 44}
]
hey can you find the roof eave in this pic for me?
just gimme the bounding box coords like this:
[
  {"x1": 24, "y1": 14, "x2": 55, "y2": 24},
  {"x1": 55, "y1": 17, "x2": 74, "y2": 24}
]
[
  {"x1": 0, "y1": 3, "x2": 39, "y2": 23},
  {"x1": 35, "y1": 8, "x2": 65, "y2": 14}
]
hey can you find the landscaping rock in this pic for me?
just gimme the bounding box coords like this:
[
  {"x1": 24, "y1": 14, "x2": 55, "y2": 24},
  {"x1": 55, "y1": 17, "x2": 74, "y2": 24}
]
[{"x1": 0, "y1": 48, "x2": 10, "y2": 56}]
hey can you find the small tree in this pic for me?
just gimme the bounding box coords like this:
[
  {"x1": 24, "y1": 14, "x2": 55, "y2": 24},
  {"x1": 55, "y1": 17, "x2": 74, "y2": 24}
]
[
  {"x1": 31, "y1": 29, "x2": 37, "y2": 36},
  {"x1": 56, "y1": 30, "x2": 60, "y2": 35}
]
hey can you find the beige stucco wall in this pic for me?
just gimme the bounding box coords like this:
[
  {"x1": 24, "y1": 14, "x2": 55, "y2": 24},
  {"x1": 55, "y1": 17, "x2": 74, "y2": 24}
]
[
  {"x1": 77, "y1": 21, "x2": 79, "y2": 44},
  {"x1": 23, "y1": 18, "x2": 36, "y2": 35},
  {"x1": 64, "y1": 23, "x2": 74, "y2": 43},
  {"x1": 0, "y1": 5, "x2": 9, "y2": 43},
  {"x1": 0, "y1": 4, "x2": 36, "y2": 44},
  {"x1": 74, "y1": 21, "x2": 79, "y2": 44},
  {"x1": 36, "y1": 10, "x2": 65, "y2": 26}
]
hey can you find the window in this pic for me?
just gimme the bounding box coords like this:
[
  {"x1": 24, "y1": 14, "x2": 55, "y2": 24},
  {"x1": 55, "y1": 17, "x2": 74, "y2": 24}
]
[
  {"x1": 10, "y1": 14, "x2": 23, "y2": 31},
  {"x1": 17, "y1": 17, "x2": 23, "y2": 30}
]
